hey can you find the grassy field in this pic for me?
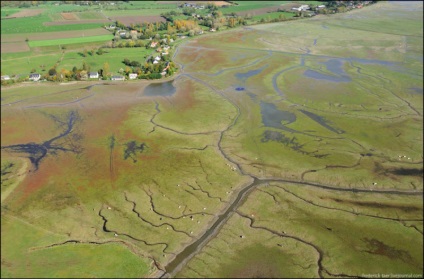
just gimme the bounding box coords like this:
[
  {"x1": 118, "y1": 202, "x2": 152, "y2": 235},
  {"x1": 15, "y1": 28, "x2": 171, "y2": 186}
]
[
  {"x1": 250, "y1": 11, "x2": 295, "y2": 22},
  {"x1": 1, "y1": 40, "x2": 156, "y2": 76},
  {"x1": 220, "y1": 1, "x2": 291, "y2": 13},
  {"x1": 74, "y1": 11, "x2": 106, "y2": 20},
  {"x1": 1, "y1": 15, "x2": 104, "y2": 34},
  {"x1": 28, "y1": 35, "x2": 113, "y2": 47},
  {"x1": 1, "y1": 8, "x2": 20, "y2": 18},
  {"x1": 59, "y1": 47, "x2": 155, "y2": 74},
  {"x1": 103, "y1": 8, "x2": 176, "y2": 17},
  {"x1": 1, "y1": 214, "x2": 152, "y2": 278}
]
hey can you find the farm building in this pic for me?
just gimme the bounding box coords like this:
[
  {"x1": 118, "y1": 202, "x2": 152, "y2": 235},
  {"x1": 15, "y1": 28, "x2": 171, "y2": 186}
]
[
  {"x1": 129, "y1": 73, "x2": 137, "y2": 80},
  {"x1": 29, "y1": 73, "x2": 41, "y2": 81},
  {"x1": 111, "y1": 75, "x2": 125, "y2": 81},
  {"x1": 88, "y1": 72, "x2": 99, "y2": 79},
  {"x1": 1, "y1": 75, "x2": 10, "y2": 80}
]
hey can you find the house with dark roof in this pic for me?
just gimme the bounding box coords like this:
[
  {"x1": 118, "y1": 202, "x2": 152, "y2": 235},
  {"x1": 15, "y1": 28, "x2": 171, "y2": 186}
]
[
  {"x1": 29, "y1": 73, "x2": 41, "y2": 81},
  {"x1": 111, "y1": 75, "x2": 125, "y2": 81}
]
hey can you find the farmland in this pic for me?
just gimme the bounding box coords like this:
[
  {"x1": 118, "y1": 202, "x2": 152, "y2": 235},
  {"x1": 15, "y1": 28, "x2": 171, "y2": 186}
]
[
  {"x1": 1, "y1": 1, "x2": 423, "y2": 279},
  {"x1": 28, "y1": 35, "x2": 113, "y2": 47}
]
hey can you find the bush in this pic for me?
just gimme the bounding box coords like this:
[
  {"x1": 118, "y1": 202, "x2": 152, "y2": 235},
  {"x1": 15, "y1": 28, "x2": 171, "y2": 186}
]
[
  {"x1": 130, "y1": 61, "x2": 141, "y2": 67},
  {"x1": 48, "y1": 68, "x2": 57, "y2": 76},
  {"x1": 148, "y1": 73, "x2": 162, "y2": 79}
]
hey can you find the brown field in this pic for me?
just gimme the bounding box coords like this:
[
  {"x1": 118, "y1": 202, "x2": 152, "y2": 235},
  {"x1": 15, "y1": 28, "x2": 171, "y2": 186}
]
[
  {"x1": 1, "y1": 42, "x2": 30, "y2": 53},
  {"x1": 207, "y1": 1, "x2": 232, "y2": 7},
  {"x1": 110, "y1": 15, "x2": 166, "y2": 25},
  {"x1": 1, "y1": 28, "x2": 111, "y2": 43},
  {"x1": 44, "y1": 19, "x2": 111, "y2": 26},
  {"x1": 6, "y1": 9, "x2": 44, "y2": 18},
  {"x1": 61, "y1": 12, "x2": 78, "y2": 20},
  {"x1": 235, "y1": 6, "x2": 282, "y2": 16}
]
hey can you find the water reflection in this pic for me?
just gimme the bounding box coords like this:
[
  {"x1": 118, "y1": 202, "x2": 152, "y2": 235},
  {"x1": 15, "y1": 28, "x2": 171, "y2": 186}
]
[{"x1": 143, "y1": 80, "x2": 176, "y2": 97}]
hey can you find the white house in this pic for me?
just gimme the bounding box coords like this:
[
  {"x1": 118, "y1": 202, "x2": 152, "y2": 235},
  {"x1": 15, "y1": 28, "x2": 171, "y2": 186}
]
[
  {"x1": 29, "y1": 73, "x2": 41, "y2": 81},
  {"x1": 118, "y1": 30, "x2": 127, "y2": 38},
  {"x1": 1, "y1": 75, "x2": 10, "y2": 80},
  {"x1": 153, "y1": 60, "x2": 159, "y2": 64},
  {"x1": 111, "y1": 75, "x2": 125, "y2": 81},
  {"x1": 317, "y1": 5, "x2": 326, "y2": 9},
  {"x1": 292, "y1": 5, "x2": 309, "y2": 11},
  {"x1": 88, "y1": 72, "x2": 99, "y2": 79},
  {"x1": 154, "y1": 56, "x2": 161, "y2": 61},
  {"x1": 129, "y1": 73, "x2": 137, "y2": 80}
]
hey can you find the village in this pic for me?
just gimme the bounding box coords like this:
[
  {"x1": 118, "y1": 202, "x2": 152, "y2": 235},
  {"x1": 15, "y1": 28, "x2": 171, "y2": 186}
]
[{"x1": 1, "y1": 0, "x2": 376, "y2": 85}]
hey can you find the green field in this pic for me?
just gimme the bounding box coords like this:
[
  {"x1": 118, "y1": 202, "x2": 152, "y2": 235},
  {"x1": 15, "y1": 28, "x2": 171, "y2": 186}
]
[
  {"x1": 250, "y1": 11, "x2": 295, "y2": 22},
  {"x1": 28, "y1": 35, "x2": 113, "y2": 47},
  {"x1": 1, "y1": 8, "x2": 20, "y2": 18},
  {"x1": 59, "y1": 47, "x2": 155, "y2": 74},
  {"x1": 1, "y1": 15, "x2": 105, "y2": 34},
  {"x1": 103, "y1": 8, "x2": 176, "y2": 17},
  {"x1": 75, "y1": 11, "x2": 106, "y2": 20}
]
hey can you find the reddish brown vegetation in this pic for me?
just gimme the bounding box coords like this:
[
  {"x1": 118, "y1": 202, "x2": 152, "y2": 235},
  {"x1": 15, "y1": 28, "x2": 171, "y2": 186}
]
[
  {"x1": 1, "y1": 42, "x2": 30, "y2": 53},
  {"x1": 61, "y1": 12, "x2": 78, "y2": 20},
  {"x1": 6, "y1": 9, "x2": 44, "y2": 18}
]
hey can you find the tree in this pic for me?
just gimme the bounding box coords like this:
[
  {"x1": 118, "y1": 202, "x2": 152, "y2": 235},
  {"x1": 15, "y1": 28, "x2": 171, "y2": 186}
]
[
  {"x1": 127, "y1": 40, "x2": 135, "y2": 48},
  {"x1": 125, "y1": 66, "x2": 132, "y2": 75},
  {"x1": 103, "y1": 62, "x2": 110, "y2": 77},
  {"x1": 228, "y1": 17, "x2": 236, "y2": 28},
  {"x1": 82, "y1": 61, "x2": 89, "y2": 71},
  {"x1": 83, "y1": 49, "x2": 88, "y2": 57}
]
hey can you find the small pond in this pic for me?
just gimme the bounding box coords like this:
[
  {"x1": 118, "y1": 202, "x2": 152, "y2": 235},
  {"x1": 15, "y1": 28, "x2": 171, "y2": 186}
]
[{"x1": 143, "y1": 80, "x2": 176, "y2": 97}]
